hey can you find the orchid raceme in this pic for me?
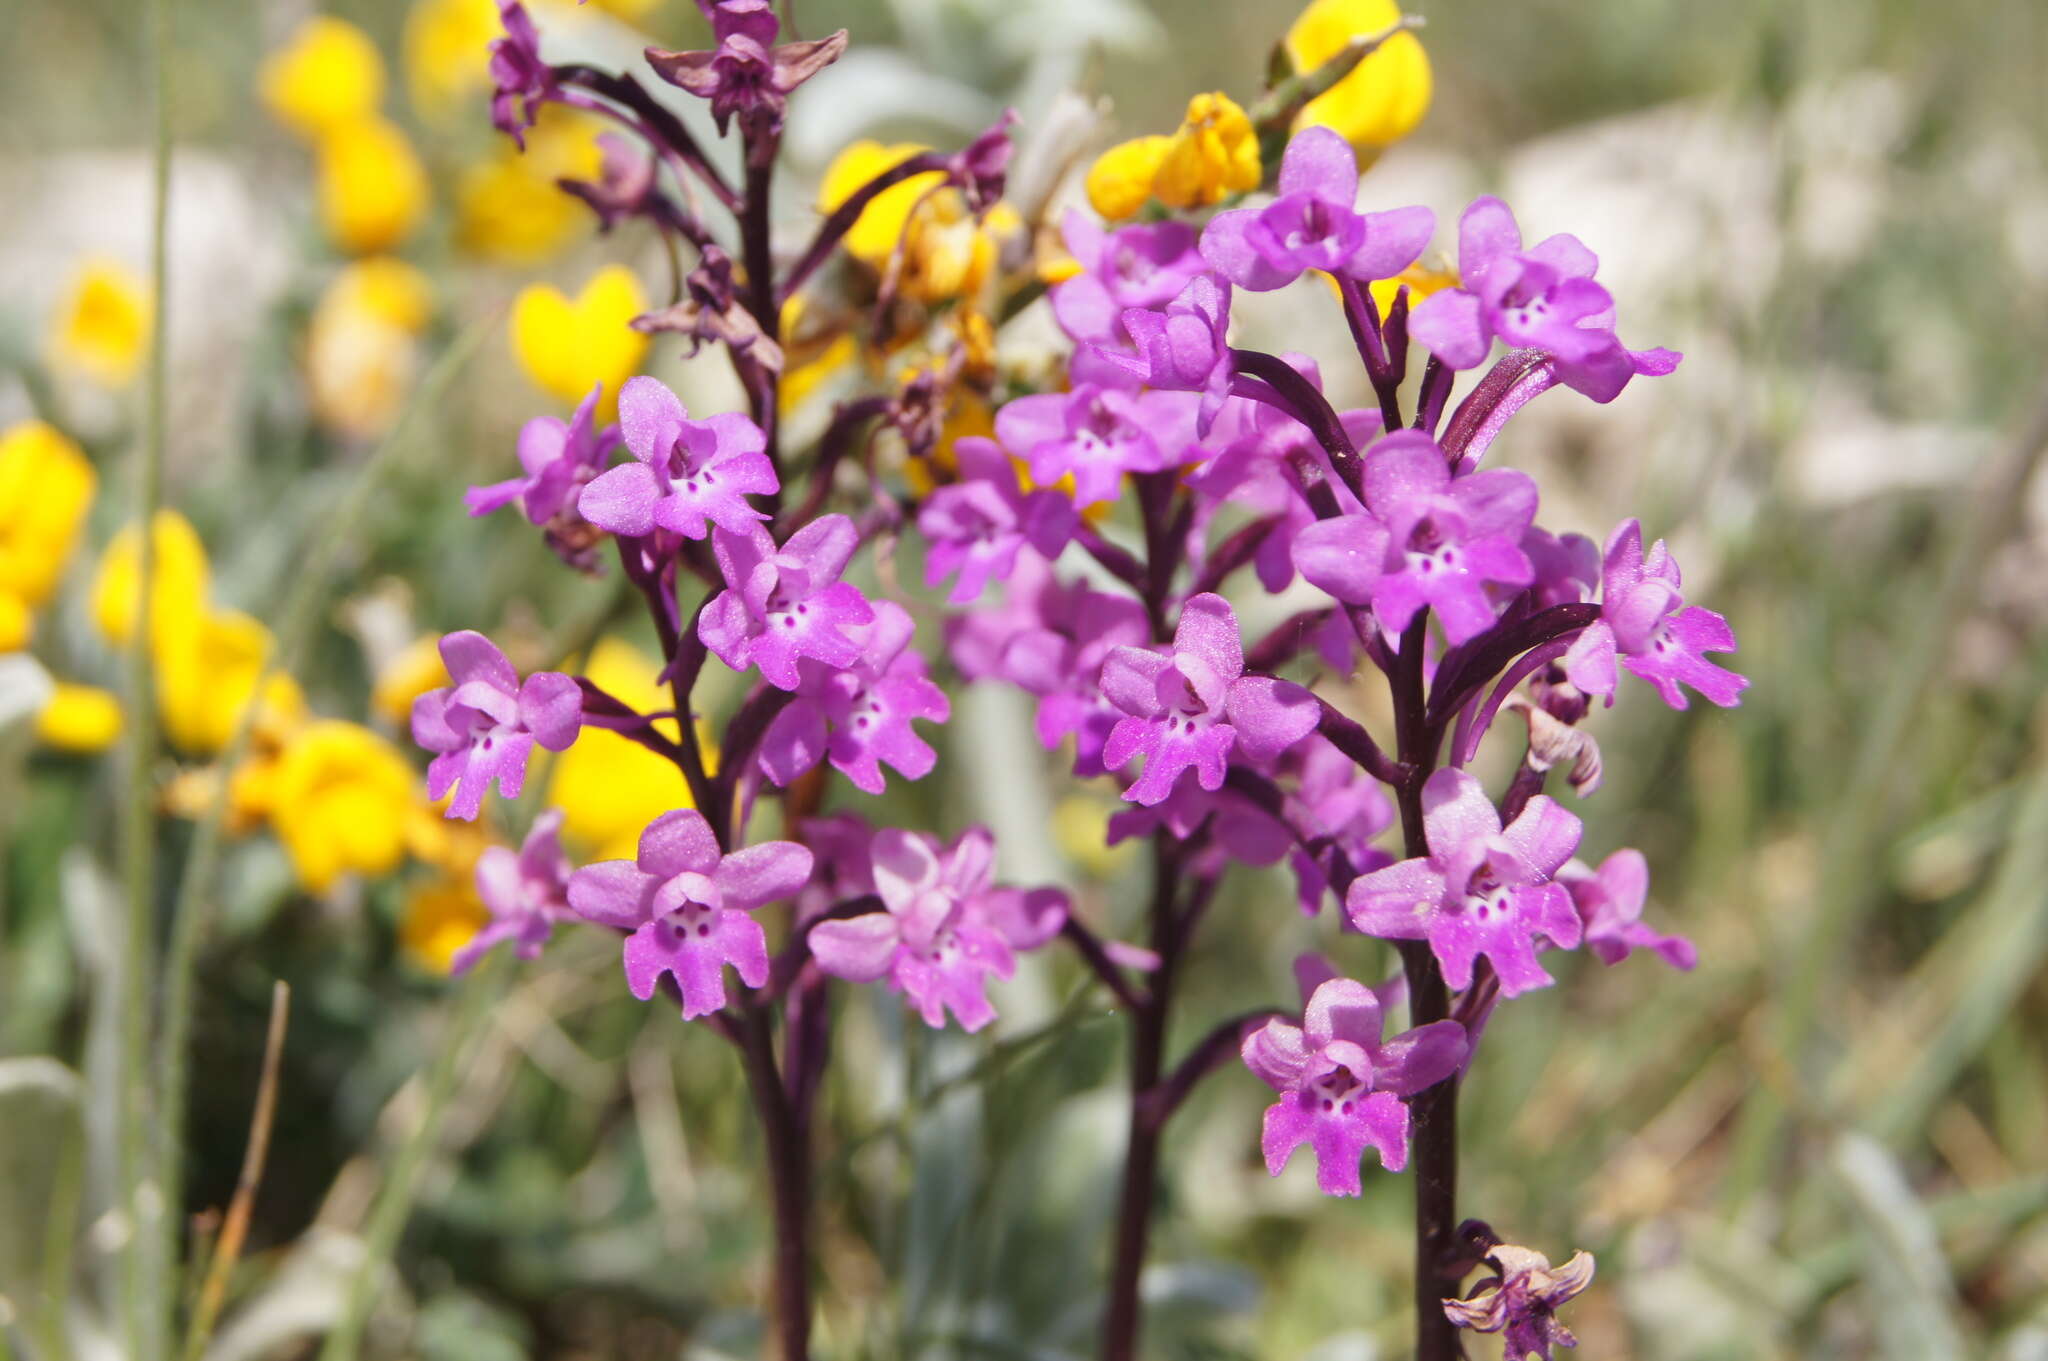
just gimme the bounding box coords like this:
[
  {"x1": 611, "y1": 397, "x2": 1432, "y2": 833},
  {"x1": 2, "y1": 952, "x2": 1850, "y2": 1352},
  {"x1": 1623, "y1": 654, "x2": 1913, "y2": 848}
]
[{"x1": 406, "y1": 12, "x2": 1748, "y2": 1361}]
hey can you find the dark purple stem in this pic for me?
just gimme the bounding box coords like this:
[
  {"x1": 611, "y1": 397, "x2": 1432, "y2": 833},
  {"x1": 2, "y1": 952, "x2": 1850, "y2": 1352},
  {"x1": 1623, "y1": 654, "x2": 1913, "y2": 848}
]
[
  {"x1": 1315, "y1": 696, "x2": 1407, "y2": 786},
  {"x1": 556, "y1": 66, "x2": 739, "y2": 210},
  {"x1": 1428, "y1": 603, "x2": 1600, "y2": 730},
  {"x1": 1246, "y1": 607, "x2": 1334, "y2": 674},
  {"x1": 1190, "y1": 514, "x2": 1284, "y2": 597},
  {"x1": 1335, "y1": 275, "x2": 1406, "y2": 433},
  {"x1": 1413, "y1": 355, "x2": 1454, "y2": 435},
  {"x1": 782, "y1": 394, "x2": 890, "y2": 536},
  {"x1": 1452, "y1": 635, "x2": 1576, "y2": 767},
  {"x1": 1135, "y1": 1009, "x2": 1284, "y2": 1132},
  {"x1": 1074, "y1": 524, "x2": 1151, "y2": 599},
  {"x1": 735, "y1": 1005, "x2": 813, "y2": 1361},
  {"x1": 1230, "y1": 348, "x2": 1363, "y2": 495},
  {"x1": 1440, "y1": 348, "x2": 1555, "y2": 463},
  {"x1": 737, "y1": 152, "x2": 784, "y2": 500},
  {"x1": 1060, "y1": 917, "x2": 1146, "y2": 1011},
  {"x1": 574, "y1": 679, "x2": 688, "y2": 764}
]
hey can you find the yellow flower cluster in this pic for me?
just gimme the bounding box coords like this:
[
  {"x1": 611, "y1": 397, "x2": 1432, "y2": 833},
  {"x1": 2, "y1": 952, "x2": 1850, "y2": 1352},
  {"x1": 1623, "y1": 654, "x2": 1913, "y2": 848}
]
[
  {"x1": 48, "y1": 258, "x2": 151, "y2": 390},
  {"x1": 1086, "y1": 92, "x2": 1262, "y2": 222},
  {"x1": 510, "y1": 265, "x2": 651, "y2": 419},
  {"x1": 818, "y1": 141, "x2": 1025, "y2": 307},
  {"x1": 457, "y1": 107, "x2": 607, "y2": 264},
  {"x1": 1284, "y1": 0, "x2": 1432, "y2": 155}
]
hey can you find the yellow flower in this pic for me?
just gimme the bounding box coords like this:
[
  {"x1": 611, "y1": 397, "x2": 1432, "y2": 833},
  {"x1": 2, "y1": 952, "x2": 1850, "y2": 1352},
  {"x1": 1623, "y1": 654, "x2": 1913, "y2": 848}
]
[
  {"x1": 817, "y1": 140, "x2": 1019, "y2": 303},
  {"x1": 269, "y1": 720, "x2": 418, "y2": 893},
  {"x1": 35, "y1": 684, "x2": 123, "y2": 754},
  {"x1": 1153, "y1": 92, "x2": 1261, "y2": 211},
  {"x1": 546, "y1": 637, "x2": 695, "y2": 862},
  {"x1": 315, "y1": 116, "x2": 431, "y2": 255},
  {"x1": 820, "y1": 141, "x2": 948, "y2": 269},
  {"x1": 1367, "y1": 260, "x2": 1457, "y2": 316},
  {"x1": 1084, "y1": 135, "x2": 1172, "y2": 222},
  {"x1": 1285, "y1": 0, "x2": 1432, "y2": 154},
  {"x1": 403, "y1": 0, "x2": 498, "y2": 116},
  {"x1": 510, "y1": 265, "x2": 651, "y2": 417},
  {"x1": 1053, "y1": 794, "x2": 1138, "y2": 878},
  {"x1": 49, "y1": 259, "x2": 151, "y2": 389},
  {"x1": 407, "y1": 800, "x2": 491, "y2": 876},
  {"x1": 0, "y1": 593, "x2": 29, "y2": 652},
  {"x1": 156, "y1": 609, "x2": 308, "y2": 756},
  {"x1": 372, "y1": 632, "x2": 450, "y2": 726},
  {"x1": 0, "y1": 420, "x2": 98, "y2": 610},
  {"x1": 260, "y1": 16, "x2": 387, "y2": 141},
  {"x1": 457, "y1": 109, "x2": 605, "y2": 263},
  {"x1": 90, "y1": 510, "x2": 211, "y2": 655},
  {"x1": 307, "y1": 257, "x2": 434, "y2": 440},
  {"x1": 780, "y1": 333, "x2": 858, "y2": 418},
  {"x1": 399, "y1": 873, "x2": 489, "y2": 974}
]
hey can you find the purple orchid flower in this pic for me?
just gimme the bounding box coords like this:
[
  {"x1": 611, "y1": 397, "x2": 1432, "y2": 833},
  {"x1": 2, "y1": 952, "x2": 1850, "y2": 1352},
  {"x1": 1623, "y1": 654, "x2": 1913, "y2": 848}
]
[
  {"x1": 917, "y1": 436, "x2": 1077, "y2": 603},
  {"x1": 1293, "y1": 429, "x2": 1538, "y2": 644},
  {"x1": 946, "y1": 109, "x2": 1017, "y2": 215},
  {"x1": 1409, "y1": 196, "x2": 1679, "y2": 403},
  {"x1": 1100, "y1": 592, "x2": 1319, "y2": 806},
  {"x1": 1051, "y1": 210, "x2": 1208, "y2": 347},
  {"x1": 1107, "y1": 780, "x2": 1296, "y2": 872},
  {"x1": 1444, "y1": 1242, "x2": 1597, "y2": 1360},
  {"x1": 1561, "y1": 519, "x2": 1747, "y2": 710},
  {"x1": 992, "y1": 381, "x2": 1195, "y2": 508},
  {"x1": 411, "y1": 631, "x2": 582, "y2": 822},
  {"x1": 1559, "y1": 848, "x2": 1696, "y2": 970},
  {"x1": 467, "y1": 382, "x2": 617, "y2": 526},
  {"x1": 452, "y1": 809, "x2": 574, "y2": 974},
  {"x1": 1201, "y1": 126, "x2": 1435, "y2": 292},
  {"x1": 758, "y1": 600, "x2": 950, "y2": 795},
  {"x1": 1099, "y1": 273, "x2": 1236, "y2": 436},
  {"x1": 1276, "y1": 734, "x2": 1395, "y2": 914},
  {"x1": 577, "y1": 376, "x2": 778, "y2": 540},
  {"x1": 1241, "y1": 969, "x2": 1468, "y2": 1195},
  {"x1": 645, "y1": 1, "x2": 847, "y2": 141},
  {"x1": 809, "y1": 827, "x2": 1069, "y2": 1033},
  {"x1": 1347, "y1": 768, "x2": 1584, "y2": 996},
  {"x1": 1520, "y1": 525, "x2": 1600, "y2": 610},
  {"x1": 567, "y1": 809, "x2": 813, "y2": 1019},
  {"x1": 488, "y1": 1, "x2": 553, "y2": 148},
  {"x1": 699, "y1": 514, "x2": 877, "y2": 690}
]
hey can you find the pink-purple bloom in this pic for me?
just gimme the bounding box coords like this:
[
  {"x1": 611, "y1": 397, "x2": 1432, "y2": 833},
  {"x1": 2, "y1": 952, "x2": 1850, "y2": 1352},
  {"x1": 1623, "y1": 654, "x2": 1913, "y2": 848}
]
[
  {"x1": 488, "y1": 1, "x2": 553, "y2": 147},
  {"x1": 578, "y1": 376, "x2": 778, "y2": 540},
  {"x1": 1346, "y1": 769, "x2": 1583, "y2": 996},
  {"x1": 645, "y1": 0, "x2": 847, "y2": 141},
  {"x1": 809, "y1": 827, "x2": 1069, "y2": 1032},
  {"x1": 1051, "y1": 211, "x2": 1208, "y2": 347},
  {"x1": 1408, "y1": 196, "x2": 1678, "y2": 403},
  {"x1": 1444, "y1": 1242, "x2": 1597, "y2": 1360},
  {"x1": 1100, "y1": 593, "x2": 1319, "y2": 806},
  {"x1": 1559, "y1": 848, "x2": 1696, "y2": 970},
  {"x1": 411, "y1": 631, "x2": 582, "y2": 822},
  {"x1": 992, "y1": 381, "x2": 1194, "y2": 508},
  {"x1": 1561, "y1": 519, "x2": 1747, "y2": 710},
  {"x1": 567, "y1": 809, "x2": 813, "y2": 1019},
  {"x1": 1242, "y1": 965, "x2": 1467, "y2": 1194},
  {"x1": 1200, "y1": 127, "x2": 1434, "y2": 292},
  {"x1": 758, "y1": 600, "x2": 950, "y2": 794},
  {"x1": 467, "y1": 382, "x2": 616, "y2": 527},
  {"x1": 1106, "y1": 273, "x2": 1236, "y2": 435},
  {"x1": 699, "y1": 515, "x2": 877, "y2": 689},
  {"x1": 1293, "y1": 429, "x2": 1538, "y2": 644},
  {"x1": 916, "y1": 436, "x2": 1077, "y2": 602},
  {"x1": 453, "y1": 809, "x2": 575, "y2": 974}
]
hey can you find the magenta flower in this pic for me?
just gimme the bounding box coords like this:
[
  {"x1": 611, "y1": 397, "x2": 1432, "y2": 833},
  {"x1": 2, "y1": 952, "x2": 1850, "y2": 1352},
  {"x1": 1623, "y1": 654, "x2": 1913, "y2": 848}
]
[
  {"x1": 1520, "y1": 525, "x2": 1600, "y2": 610},
  {"x1": 1200, "y1": 127, "x2": 1434, "y2": 292},
  {"x1": 1559, "y1": 848, "x2": 1696, "y2": 971},
  {"x1": 699, "y1": 515, "x2": 877, "y2": 690},
  {"x1": 758, "y1": 600, "x2": 950, "y2": 795},
  {"x1": 1408, "y1": 196, "x2": 1677, "y2": 402},
  {"x1": 567, "y1": 809, "x2": 813, "y2": 1019},
  {"x1": 1347, "y1": 768, "x2": 1584, "y2": 996},
  {"x1": 467, "y1": 382, "x2": 616, "y2": 526},
  {"x1": 1051, "y1": 211, "x2": 1208, "y2": 347},
  {"x1": 645, "y1": 1, "x2": 847, "y2": 141},
  {"x1": 1561, "y1": 519, "x2": 1747, "y2": 710},
  {"x1": 1293, "y1": 429, "x2": 1538, "y2": 644},
  {"x1": 1241, "y1": 972, "x2": 1467, "y2": 1194},
  {"x1": 992, "y1": 381, "x2": 1193, "y2": 508},
  {"x1": 1107, "y1": 781, "x2": 1295, "y2": 871},
  {"x1": 1444, "y1": 1242, "x2": 1596, "y2": 1360},
  {"x1": 1100, "y1": 593, "x2": 1319, "y2": 806},
  {"x1": 1108, "y1": 273, "x2": 1236, "y2": 435},
  {"x1": 1278, "y1": 735, "x2": 1395, "y2": 914},
  {"x1": 577, "y1": 377, "x2": 778, "y2": 540},
  {"x1": 917, "y1": 436, "x2": 1076, "y2": 603},
  {"x1": 809, "y1": 827, "x2": 1069, "y2": 1033},
  {"x1": 452, "y1": 809, "x2": 574, "y2": 974},
  {"x1": 488, "y1": 1, "x2": 553, "y2": 148},
  {"x1": 411, "y1": 631, "x2": 582, "y2": 822}
]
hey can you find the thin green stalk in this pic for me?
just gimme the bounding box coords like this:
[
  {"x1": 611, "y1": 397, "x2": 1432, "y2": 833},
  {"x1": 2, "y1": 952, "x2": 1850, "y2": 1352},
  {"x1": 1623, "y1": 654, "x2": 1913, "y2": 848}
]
[
  {"x1": 152, "y1": 317, "x2": 498, "y2": 1311},
  {"x1": 120, "y1": 0, "x2": 175, "y2": 1354},
  {"x1": 318, "y1": 956, "x2": 506, "y2": 1361}
]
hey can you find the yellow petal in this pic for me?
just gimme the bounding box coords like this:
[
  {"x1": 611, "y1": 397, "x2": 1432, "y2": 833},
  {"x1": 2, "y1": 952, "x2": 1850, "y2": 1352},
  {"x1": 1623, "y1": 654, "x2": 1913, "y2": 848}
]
[
  {"x1": 399, "y1": 874, "x2": 492, "y2": 974},
  {"x1": 1154, "y1": 92, "x2": 1261, "y2": 211},
  {"x1": 0, "y1": 420, "x2": 98, "y2": 609},
  {"x1": 89, "y1": 509, "x2": 210, "y2": 654},
  {"x1": 1085, "y1": 135, "x2": 1172, "y2": 222},
  {"x1": 306, "y1": 263, "x2": 430, "y2": 441},
  {"x1": 260, "y1": 15, "x2": 387, "y2": 140},
  {"x1": 403, "y1": 0, "x2": 499, "y2": 117},
  {"x1": 819, "y1": 140, "x2": 944, "y2": 268},
  {"x1": 1285, "y1": 0, "x2": 1433, "y2": 153},
  {"x1": 373, "y1": 633, "x2": 451, "y2": 726},
  {"x1": 456, "y1": 108, "x2": 603, "y2": 263},
  {"x1": 156, "y1": 609, "x2": 305, "y2": 756},
  {"x1": 269, "y1": 720, "x2": 417, "y2": 893},
  {"x1": 315, "y1": 116, "x2": 431, "y2": 255},
  {"x1": 510, "y1": 265, "x2": 651, "y2": 416},
  {"x1": 48, "y1": 258, "x2": 152, "y2": 389},
  {"x1": 0, "y1": 592, "x2": 30, "y2": 652},
  {"x1": 35, "y1": 683, "x2": 123, "y2": 754},
  {"x1": 545, "y1": 637, "x2": 697, "y2": 856}
]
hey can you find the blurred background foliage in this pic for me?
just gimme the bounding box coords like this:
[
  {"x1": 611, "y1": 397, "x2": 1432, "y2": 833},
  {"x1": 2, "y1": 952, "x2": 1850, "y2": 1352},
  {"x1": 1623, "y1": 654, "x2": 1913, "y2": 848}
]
[{"x1": 1, "y1": 0, "x2": 2046, "y2": 1358}]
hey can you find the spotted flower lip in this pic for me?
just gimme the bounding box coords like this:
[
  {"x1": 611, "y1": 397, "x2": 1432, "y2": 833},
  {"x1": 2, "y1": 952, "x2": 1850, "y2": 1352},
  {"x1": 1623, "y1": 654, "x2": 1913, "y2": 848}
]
[
  {"x1": 1561, "y1": 518, "x2": 1747, "y2": 710},
  {"x1": 411, "y1": 631, "x2": 582, "y2": 822},
  {"x1": 467, "y1": 382, "x2": 617, "y2": 526},
  {"x1": 577, "y1": 376, "x2": 778, "y2": 540},
  {"x1": 808, "y1": 827, "x2": 1069, "y2": 1033},
  {"x1": 1345, "y1": 768, "x2": 1584, "y2": 996},
  {"x1": 917, "y1": 436, "x2": 1077, "y2": 603},
  {"x1": 567, "y1": 808, "x2": 813, "y2": 1020},
  {"x1": 992, "y1": 380, "x2": 1193, "y2": 509},
  {"x1": 1100, "y1": 592, "x2": 1320, "y2": 806},
  {"x1": 757, "y1": 600, "x2": 950, "y2": 795},
  {"x1": 698, "y1": 514, "x2": 877, "y2": 690},
  {"x1": 1293, "y1": 428, "x2": 1538, "y2": 644},
  {"x1": 1443, "y1": 1241, "x2": 1597, "y2": 1360},
  {"x1": 453, "y1": 808, "x2": 575, "y2": 974},
  {"x1": 1242, "y1": 970, "x2": 1467, "y2": 1195},
  {"x1": 1199, "y1": 126, "x2": 1435, "y2": 292}
]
